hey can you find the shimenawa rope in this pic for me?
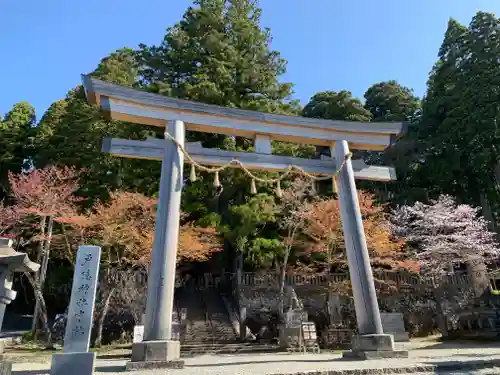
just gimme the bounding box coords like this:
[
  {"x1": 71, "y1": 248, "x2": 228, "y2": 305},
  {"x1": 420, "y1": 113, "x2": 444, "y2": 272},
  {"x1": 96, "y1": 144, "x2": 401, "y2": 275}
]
[{"x1": 164, "y1": 131, "x2": 351, "y2": 196}]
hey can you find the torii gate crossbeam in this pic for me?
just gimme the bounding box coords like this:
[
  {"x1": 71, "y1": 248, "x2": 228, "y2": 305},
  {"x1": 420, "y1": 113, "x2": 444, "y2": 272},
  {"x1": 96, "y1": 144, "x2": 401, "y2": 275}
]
[{"x1": 82, "y1": 76, "x2": 408, "y2": 369}]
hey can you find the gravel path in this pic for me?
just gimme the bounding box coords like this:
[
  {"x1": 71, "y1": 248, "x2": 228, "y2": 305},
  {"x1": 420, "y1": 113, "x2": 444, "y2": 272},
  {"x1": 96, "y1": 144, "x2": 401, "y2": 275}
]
[
  {"x1": 10, "y1": 352, "x2": 500, "y2": 374},
  {"x1": 10, "y1": 339, "x2": 500, "y2": 375}
]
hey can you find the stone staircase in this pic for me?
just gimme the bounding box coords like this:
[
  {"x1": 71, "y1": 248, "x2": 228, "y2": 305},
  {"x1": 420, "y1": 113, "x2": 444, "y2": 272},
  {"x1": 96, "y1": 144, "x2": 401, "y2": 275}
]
[
  {"x1": 179, "y1": 283, "x2": 235, "y2": 345},
  {"x1": 204, "y1": 287, "x2": 237, "y2": 343},
  {"x1": 175, "y1": 282, "x2": 279, "y2": 355}
]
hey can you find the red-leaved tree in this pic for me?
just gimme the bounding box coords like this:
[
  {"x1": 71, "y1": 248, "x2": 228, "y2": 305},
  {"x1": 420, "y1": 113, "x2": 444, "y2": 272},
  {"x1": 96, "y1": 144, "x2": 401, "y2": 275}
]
[
  {"x1": 303, "y1": 191, "x2": 411, "y2": 273},
  {"x1": 59, "y1": 191, "x2": 222, "y2": 346},
  {"x1": 8, "y1": 166, "x2": 82, "y2": 345}
]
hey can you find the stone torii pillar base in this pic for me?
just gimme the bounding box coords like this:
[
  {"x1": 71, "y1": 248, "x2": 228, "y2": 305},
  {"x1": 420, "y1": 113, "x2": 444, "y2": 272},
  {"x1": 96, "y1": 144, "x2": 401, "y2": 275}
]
[
  {"x1": 342, "y1": 334, "x2": 408, "y2": 359},
  {"x1": 126, "y1": 341, "x2": 183, "y2": 371}
]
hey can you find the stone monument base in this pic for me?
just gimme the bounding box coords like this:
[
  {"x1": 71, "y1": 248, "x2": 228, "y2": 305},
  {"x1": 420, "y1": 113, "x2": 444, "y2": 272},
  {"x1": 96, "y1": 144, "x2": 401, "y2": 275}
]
[
  {"x1": 50, "y1": 352, "x2": 95, "y2": 375},
  {"x1": 126, "y1": 340, "x2": 184, "y2": 370},
  {"x1": 392, "y1": 331, "x2": 410, "y2": 342},
  {"x1": 0, "y1": 361, "x2": 11, "y2": 375},
  {"x1": 342, "y1": 334, "x2": 409, "y2": 360}
]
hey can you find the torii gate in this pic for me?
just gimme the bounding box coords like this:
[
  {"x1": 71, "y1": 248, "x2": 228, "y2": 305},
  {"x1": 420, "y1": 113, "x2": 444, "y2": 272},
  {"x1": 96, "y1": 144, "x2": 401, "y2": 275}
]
[{"x1": 82, "y1": 76, "x2": 407, "y2": 368}]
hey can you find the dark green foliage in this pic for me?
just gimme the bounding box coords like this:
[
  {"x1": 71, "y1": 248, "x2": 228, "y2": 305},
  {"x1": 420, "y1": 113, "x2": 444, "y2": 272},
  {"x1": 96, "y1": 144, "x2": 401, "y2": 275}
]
[
  {"x1": 0, "y1": 102, "x2": 35, "y2": 198},
  {"x1": 364, "y1": 80, "x2": 420, "y2": 122},
  {"x1": 303, "y1": 90, "x2": 372, "y2": 122},
  {"x1": 33, "y1": 49, "x2": 162, "y2": 205},
  {"x1": 399, "y1": 13, "x2": 500, "y2": 217},
  {"x1": 5, "y1": 2, "x2": 500, "y2": 285}
]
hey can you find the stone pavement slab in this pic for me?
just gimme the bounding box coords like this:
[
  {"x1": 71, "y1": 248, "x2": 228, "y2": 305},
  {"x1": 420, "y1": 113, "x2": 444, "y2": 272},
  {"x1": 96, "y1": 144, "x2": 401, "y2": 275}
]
[{"x1": 10, "y1": 344, "x2": 500, "y2": 375}]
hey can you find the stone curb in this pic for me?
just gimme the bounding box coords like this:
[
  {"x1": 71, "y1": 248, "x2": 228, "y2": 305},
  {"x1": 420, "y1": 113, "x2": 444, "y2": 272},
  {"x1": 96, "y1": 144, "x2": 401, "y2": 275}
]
[{"x1": 273, "y1": 358, "x2": 500, "y2": 375}]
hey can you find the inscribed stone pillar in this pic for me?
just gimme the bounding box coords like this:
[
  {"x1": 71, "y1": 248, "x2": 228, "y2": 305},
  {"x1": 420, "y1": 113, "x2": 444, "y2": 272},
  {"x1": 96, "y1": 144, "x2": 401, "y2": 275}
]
[
  {"x1": 51, "y1": 245, "x2": 101, "y2": 375},
  {"x1": 127, "y1": 120, "x2": 185, "y2": 370}
]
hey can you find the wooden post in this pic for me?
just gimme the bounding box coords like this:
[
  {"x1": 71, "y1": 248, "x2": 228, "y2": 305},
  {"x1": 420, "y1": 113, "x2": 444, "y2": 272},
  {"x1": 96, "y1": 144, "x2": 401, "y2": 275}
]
[{"x1": 332, "y1": 140, "x2": 383, "y2": 335}]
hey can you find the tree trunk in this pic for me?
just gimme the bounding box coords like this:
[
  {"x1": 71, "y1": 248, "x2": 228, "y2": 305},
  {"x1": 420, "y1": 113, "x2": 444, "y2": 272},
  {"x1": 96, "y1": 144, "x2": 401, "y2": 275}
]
[
  {"x1": 431, "y1": 278, "x2": 448, "y2": 338},
  {"x1": 32, "y1": 216, "x2": 47, "y2": 333},
  {"x1": 278, "y1": 249, "x2": 290, "y2": 319},
  {"x1": 93, "y1": 287, "x2": 116, "y2": 348},
  {"x1": 434, "y1": 300, "x2": 448, "y2": 338},
  {"x1": 25, "y1": 272, "x2": 53, "y2": 348},
  {"x1": 39, "y1": 215, "x2": 54, "y2": 289},
  {"x1": 34, "y1": 216, "x2": 54, "y2": 337},
  {"x1": 480, "y1": 193, "x2": 498, "y2": 232}
]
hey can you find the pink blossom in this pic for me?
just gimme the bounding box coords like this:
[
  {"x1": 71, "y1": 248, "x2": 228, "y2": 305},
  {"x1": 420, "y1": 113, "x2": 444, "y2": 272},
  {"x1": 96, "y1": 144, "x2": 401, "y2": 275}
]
[{"x1": 390, "y1": 195, "x2": 500, "y2": 273}]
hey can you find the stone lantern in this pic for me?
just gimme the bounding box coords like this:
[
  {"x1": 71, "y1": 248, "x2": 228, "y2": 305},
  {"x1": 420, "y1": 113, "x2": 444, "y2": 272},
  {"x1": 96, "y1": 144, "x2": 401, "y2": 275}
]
[
  {"x1": 0, "y1": 238, "x2": 40, "y2": 374},
  {"x1": 0, "y1": 238, "x2": 40, "y2": 331}
]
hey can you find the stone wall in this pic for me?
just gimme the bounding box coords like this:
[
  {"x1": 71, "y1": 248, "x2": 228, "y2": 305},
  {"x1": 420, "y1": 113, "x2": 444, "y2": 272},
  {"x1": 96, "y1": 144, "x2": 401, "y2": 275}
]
[{"x1": 236, "y1": 271, "x2": 473, "y2": 337}]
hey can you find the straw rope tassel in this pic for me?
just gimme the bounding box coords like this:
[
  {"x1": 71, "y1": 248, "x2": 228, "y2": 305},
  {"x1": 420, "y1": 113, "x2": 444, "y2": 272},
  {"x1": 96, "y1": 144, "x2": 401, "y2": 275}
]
[
  {"x1": 250, "y1": 178, "x2": 257, "y2": 194},
  {"x1": 275, "y1": 180, "x2": 283, "y2": 198},
  {"x1": 213, "y1": 171, "x2": 221, "y2": 188},
  {"x1": 311, "y1": 180, "x2": 317, "y2": 195},
  {"x1": 189, "y1": 164, "x2": 197, "y2": 182}
]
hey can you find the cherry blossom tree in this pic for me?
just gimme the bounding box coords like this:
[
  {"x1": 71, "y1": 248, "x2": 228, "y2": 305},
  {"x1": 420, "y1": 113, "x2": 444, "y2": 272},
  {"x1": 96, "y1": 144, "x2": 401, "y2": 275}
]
[
  {"x1": 390, "y1": 195, "x2": 500, "y2": 275},
  {"x1": 390, "y1": 195, "x2": 500, "y2": 335}
]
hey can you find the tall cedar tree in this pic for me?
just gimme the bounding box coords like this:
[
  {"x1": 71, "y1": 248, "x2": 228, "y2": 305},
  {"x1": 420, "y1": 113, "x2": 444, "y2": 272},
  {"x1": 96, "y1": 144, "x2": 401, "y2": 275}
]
[
  {"x1": 139, "y1": 0, "x2": 307, "y2": 272},
  {"x1": 405, "y1": 13, "x2": 500, "y2": 220}
]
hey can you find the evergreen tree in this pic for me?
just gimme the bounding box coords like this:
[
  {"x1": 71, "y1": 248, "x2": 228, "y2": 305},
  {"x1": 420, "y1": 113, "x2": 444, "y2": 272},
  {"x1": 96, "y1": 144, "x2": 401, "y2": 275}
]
[
  {"x1": 138, "y1": 0, "x2": 307, "y2": 270},
  {"x1": 302, "y1": 90, "x2": 372, "y2": 122},
  {"x1": 139, "y1": 0, "x2": 298, "y2": 114},
  {"x1": 364, "y1": 80, "x2": 420, "y2": 122},
  {"x1": 34, "y1": 48, "x2": 160, "y2": 204},
  {"x1": 406, "y1": 13, "x2": 500, "y2": 217},
  {"x1": 0, "y1": 102, "x2": 35, "y2": 198},
  {"x1": 361, "y1": 81, "x2": 421, "y2": 200}
]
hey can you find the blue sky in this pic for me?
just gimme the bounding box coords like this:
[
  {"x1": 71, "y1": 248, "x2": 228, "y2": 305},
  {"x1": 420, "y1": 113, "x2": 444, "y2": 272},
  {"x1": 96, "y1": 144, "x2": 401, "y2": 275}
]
[{"x1": 1, "y1": 0, "x2": 500, "y2": 120}]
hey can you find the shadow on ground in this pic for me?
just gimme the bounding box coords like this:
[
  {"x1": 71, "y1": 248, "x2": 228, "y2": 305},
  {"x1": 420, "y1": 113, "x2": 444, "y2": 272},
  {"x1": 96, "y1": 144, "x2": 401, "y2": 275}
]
[
  {"x1": 13, "y1": 365, "x2": 126, "y2": 374},
  {"x1": 411, "y1": 340, "x2": 500, "y2": 350}
]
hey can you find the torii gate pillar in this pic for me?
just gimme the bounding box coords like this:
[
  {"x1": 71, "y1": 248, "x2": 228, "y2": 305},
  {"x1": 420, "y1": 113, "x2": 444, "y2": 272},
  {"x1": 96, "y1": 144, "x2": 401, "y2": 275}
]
[
  {"x1": 334, "y1": 141, "x2": 407, "y2": 359},
  {"x1": 127, "y1": 120, "x2": 185, "y2": 370}
]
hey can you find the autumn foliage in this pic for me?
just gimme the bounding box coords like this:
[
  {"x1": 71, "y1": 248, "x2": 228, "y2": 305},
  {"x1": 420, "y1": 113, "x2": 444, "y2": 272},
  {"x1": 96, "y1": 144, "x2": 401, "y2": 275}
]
[
  {"x1": 59, "y1": 191, "x2": 222, "y2": 265},
  {"x1": 0, "y1": 200, "x2": 18, "y2": 236},
  {"x1": 302, "y1": 191, "x2": 414, "y2": 272},
  {"x1": 8, "y1": 166, "x2": 82, "y2": 219}
]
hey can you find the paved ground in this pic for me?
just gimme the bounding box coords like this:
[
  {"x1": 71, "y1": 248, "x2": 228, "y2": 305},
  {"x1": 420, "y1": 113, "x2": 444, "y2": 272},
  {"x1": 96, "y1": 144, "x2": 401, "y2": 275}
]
[{"x1": 9, "y1": 338, "x2": 500, "y2": 374}]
